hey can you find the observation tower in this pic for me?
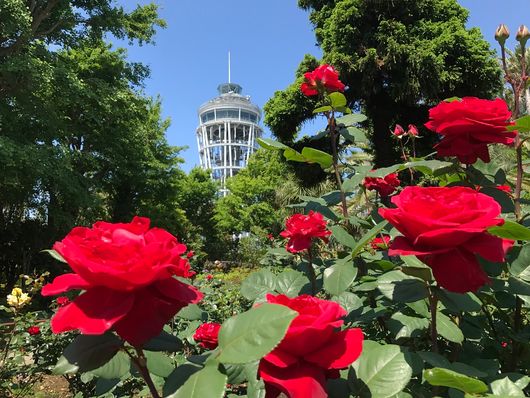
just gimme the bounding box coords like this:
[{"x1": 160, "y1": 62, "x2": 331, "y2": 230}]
[{"x1": 196, "y1": 78, "x2": 262, "y2": 196}]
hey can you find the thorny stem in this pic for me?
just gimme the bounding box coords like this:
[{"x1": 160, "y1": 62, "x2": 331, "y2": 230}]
[
  {"x1": 306, "y1": 249, "x2": 317, "y2": 295},
  {"x1": 328, "y1": 113, "x2": 349, "y2": 218},
  {"x1": 126, "y1": 348, "x2": 161, "y2": 398},
  {"x1": 428, "y1": 288, "x2": 439, "y2": 354}
]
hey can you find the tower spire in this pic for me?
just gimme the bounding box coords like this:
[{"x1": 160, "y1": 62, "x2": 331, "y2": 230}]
[{"x1": 228, "y1": 51, "x2": 231, "y2": 83}]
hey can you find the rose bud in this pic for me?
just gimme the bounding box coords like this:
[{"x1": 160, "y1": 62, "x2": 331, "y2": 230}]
[
  {"x1": 392, "y1": 124, "x2": 405, "y2": 138},
  {"x1": 407, "y1": 124, "x2": 419, "y2": 137},
  {"x1": 516, "y1": 25, "x2": 530, "y2": 45},
  {"x1": 495, "y1": 24, "x2": 510, "y2": 45}
]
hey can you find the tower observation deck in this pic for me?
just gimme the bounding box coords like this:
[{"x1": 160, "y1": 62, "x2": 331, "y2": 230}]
[{"x1": 196, "y1": 82, "x2": 262, "y2": 196}]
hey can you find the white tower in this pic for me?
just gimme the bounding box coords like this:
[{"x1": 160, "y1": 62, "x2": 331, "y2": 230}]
[{"x1": 196, "y1": 82, "x2": 262, "y2": 196}]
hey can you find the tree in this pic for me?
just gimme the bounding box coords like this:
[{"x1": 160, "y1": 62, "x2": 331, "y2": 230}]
[
  {"x1": 0, "y1": 1, "x2": 182, "y2": 288},
  {"x1": 265, "y1": 0, "x2": 502, "y2": 166}
]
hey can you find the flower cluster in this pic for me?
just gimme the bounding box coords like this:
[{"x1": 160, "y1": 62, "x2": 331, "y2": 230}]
[
  {"x1": 42, "y1": 216, "x2": 203, "y2": 347},
  {"x1": 7, "y1": 288, "x2": 31, "y2": 308}
]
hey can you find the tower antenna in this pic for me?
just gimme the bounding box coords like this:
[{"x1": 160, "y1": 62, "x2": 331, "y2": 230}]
[{"x1": 228, "y1": 51, "x2": 231, "y2": 83}]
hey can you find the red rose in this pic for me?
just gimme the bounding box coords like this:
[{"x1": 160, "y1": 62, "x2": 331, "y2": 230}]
[
  {"x1": 28, "y1": 326, "x2": 40, "y2": 336},
  {"x1": 379, "y1": 186, "x2": 513, "y2": 293},
  {"x1": 392, "y1": 124, "x2": 405, "y2": 138},
  {"x1": 370, "y1": 235, "x2": 391, "y2": 250},
  {"x1": 259, "y1": 294, "x2": 363, "y2": 398},
  {"x1": 56, "y1": 296, "x2": 70, "y2": 307},
  {"x1": 41, "y1": 216, "x2": 203, "y2": 347},
  {"x1": 280, "y1": 211, "x2": 332, "y2": 253},
  {"x1": 363, "y1": 173, "x2": 400, "y2": 197},
  {"x1": 496, "y1": 185, "x2": 512, "y2": 194},
  {"x1": 301, "y1": 64, "x2": 345, "y2": 96},
  {"x1": 206, "y1": 274, "x2": 213, "y2": 281},
  {"x1": 186, "y1": 250, "x2": 194, "y2": 259},
  {"x1": 425, "y1": 97, "x2": 516, "y2": 164},
  {"x1": 193, "y1": 322, "x2": 221, "y2": 349}
]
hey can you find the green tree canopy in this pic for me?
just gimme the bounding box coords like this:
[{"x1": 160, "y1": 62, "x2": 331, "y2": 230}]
[{"x1": 265, "y1": 0, "x2": 502, "y2": 166}]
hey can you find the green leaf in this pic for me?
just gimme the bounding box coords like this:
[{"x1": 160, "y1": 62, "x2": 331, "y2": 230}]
[
  {"x1": 490, "y1": 377, "x2": 525, "y2": 396},
  {"x1": 145, "y1": 351, "x2": 174, "y2": 377},
  {"x1": 387, "y1": 313, "x2": 429, "y2": 339},
  {"x1": 275, "y1": 269, "x2": 309, "y2": 297},
  {"x1": 301, "y1": 147, "x2": 333, "y2": 168},
  {"x1": 53, "y1": 333, "x2": 123, "y2": 374},
  {"x1": 444, "y1": 96, "x2": 462, "y2": 102},
  {"x1": 339, "y1": 126, "x2": 368, "y2": 144},
  {"x1": 330, "y1": 225, "x2": 356, "y2": 248},
  {"x1": 377, "y1": 271, "x2": 429, "y2": 303},
  {"x1": 329, "y1": 92, "x2": 347, "y2": 108},
  {"x1": 240, "y1": 269, "x2": 277, "y2": 300},
  {"x1": 507, "y1": 115, "x2": 530, "y2": 132},
  {"x1": 509, "y1": 244, "x2": 530, "y2": 281},
  {"x1": 423, "y1": 368, "x2": 488, "y2": 394},
  {"x1": 94, "y1": 378, "x2": 120, "y2": 396},
  {"x1": 355, "y1": 344, "x2": 413, "y2": 398},
  {"x1": 90, "y1": 351, "x2": 129, "y2": 380},
  {"x1": 41, "y1": 249, "x2": 67, "y2": 263},
  {"x1": 488, "y1": 221, "x2": 530, "y2": 241},
  {"x1": 143, "y1": 329, "x2": 183, "y2": 352},
  {"x1": 313, "y1": 105, "x2": 332, "y2": 114},
  {"x1": 332, "y1": 291, "x2": 363, "y2": 313},
  {"x1": 163, "y1": 364, "x2": 201, "y2": 396},
  {"x1": 283, "y1": 147, "x2": 306, "y2": 162},
  {"x1": 323, "y1": 257, "x2": 358, "y2": 296},
  {"x1": 507, "y1": 276, "x2": 530, "y2": 296},
  {"x1": 256, "y1": 138, "x2": 288, "y2": 150},
  {"x1": 437, "y1": 312, "x2": 464, "y2": 344},
  {"x1": 437, "y1": 290, "x2": 482, "y2": 313},
  {"x1": 351, "y1": 221, "x2": 388, "y2": 256},
  {"x1": 217, "y1": 303, "x2": 297, "y2": 364},
  {"x1": 167, "y1": 362, "x2": 226, "y2": 398},
  {"x1": 336, "y1": 113, "x2": 368, "y2": 125},
  {"x1": 177, "y1": 304, "x2": 207, "y2": 321}
]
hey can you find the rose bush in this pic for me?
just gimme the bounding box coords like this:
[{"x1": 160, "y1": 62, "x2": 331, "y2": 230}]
[
  {"x1": 425, "y1": 97, "x2": 516, "y2": 164},
  {"x1": 380, "y1": 186, "x2": 513, "y2": 292},
  {"x1": 259, "y1": 294, "x2": 363, "y2": 398},
  {"x1": 280, "y1": 211, "x2": 331, "y2": 253},
  {"x1": 41, "y1": 216, "x2": 202, "y2": 346}
]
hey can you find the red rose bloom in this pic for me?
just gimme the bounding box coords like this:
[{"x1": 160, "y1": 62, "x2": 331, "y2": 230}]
[
  {"x1": 280, "y1": 211, "x2": 332, "y2": 253},
  {"x1": 370, "y1": 235, "x2": 391, "y2": 250},
  {"x1": 259, "y1": 294, "x2": 363, "y2": 398},
  {"x1": 193, "y1": 322, "x2": 221, "y2": 349},
  {"x1": 425, "y1": 97, "x2": 516, "y2": 164},
  {"x1": 363, "y1": 173, "x2": 400, "y2": 197},
  {"x1": 379, "y1": 186, "x2": 513, "y2": 293},
  {"x1": 41, "y1": 216, "x2": 203, "y2": 347},
  {"x1": 28, "y1": 326, "x2": 40, "y2": 336},
  {"x1": 56, "y1": 296, "x2": 70, "y2": 307},
  {"x1": 206, "y1": 274, "x2": 213, "y2": 281},
  {"x1": 301, "y1": 64, "x2": 345, "y2": 96}
]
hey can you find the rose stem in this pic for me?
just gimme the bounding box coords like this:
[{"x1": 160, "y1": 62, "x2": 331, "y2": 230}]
[
  {"x1": 500, "y1": 38, "x2": 526, "y2": 371},
  {"x1": 306, "y1": 248, "x2": 317, "y2": 295},
  {"x1": 328, "y1": 112, "x2": 349, "y2": 218},
  {"x1": 128, "y1": 348, "x2": 161, "y2": 398},
  {"x1": 428, "y1": 288, "x2": 439, "y2": 354}
]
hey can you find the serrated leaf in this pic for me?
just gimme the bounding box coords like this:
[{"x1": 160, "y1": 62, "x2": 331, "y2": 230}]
[
  {"x1": 329, "y1": 92, "x2": 347, "y2": 108},
  {"x1": 90, "y1": 351, "x2": 129, "y2": 380},
  {"x1": 275, "y1": 269, "x2": 309, "y2": 297},
  {"x1": 324, "y1": 258, "x2": 357, "y2": 296},
  {"x1": 145, "y1": 351, "x2": 174, "y2": 377},
  {"x1": 387, "y1": 313, "x2": 429, "y2": 339},
  {"x1": 488, "y1": 221, "x2": 530, "y2": 241},
  {"x1": 423, "y1": 368, "x2": 488, "y2": 394},
  {"x1": 332, "y1": 291, "x2": 363, "y2": 313},
  {"x1": 330, "y1": 225, "x2": 356, "y2": 248},
  {"x1": 354, "y1": 344, "x2": 413, "y2": 398},
  {"x1": 217, "y1": 303, "x2": 297, "y2": 364},
  {"x1": 340, "y1": 126, "x2": 367, "y2": 144},
  {"x1": 53, "y1": 333, "x2": 123, "y2": 374},
  {"x1": 167, "y1": 362, "x2": 226, "y2": 398},
  {"x1": 378, "y1": 271, "x2": 429, "y2": 303},
  {"x1": 240, "y1": 269, "x2": 276, "y2": 300}
]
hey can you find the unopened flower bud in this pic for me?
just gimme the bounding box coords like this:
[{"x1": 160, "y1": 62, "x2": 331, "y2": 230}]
[
  {"x1": 516, "y1": 25, "x2": 530, "y2": 45},
  {"x1": 495, "y1": 24, "x2": 510, "y2": 45}
]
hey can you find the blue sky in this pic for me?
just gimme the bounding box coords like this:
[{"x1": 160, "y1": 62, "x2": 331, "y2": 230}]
[{"x1": 114, "y1": 0, "x2": 526, "y2": 172}]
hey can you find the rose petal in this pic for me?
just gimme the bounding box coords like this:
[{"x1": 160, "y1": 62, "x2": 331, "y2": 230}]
[
  {"x1": 41, "y1": 273, "x2": 91, "y2": 296},
  {"x1": 259, "y1": 360, "x2": 327, "y2": 398},
  {"x1": 304, "y1": 328, "x2": 363, "y2": 369}
]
